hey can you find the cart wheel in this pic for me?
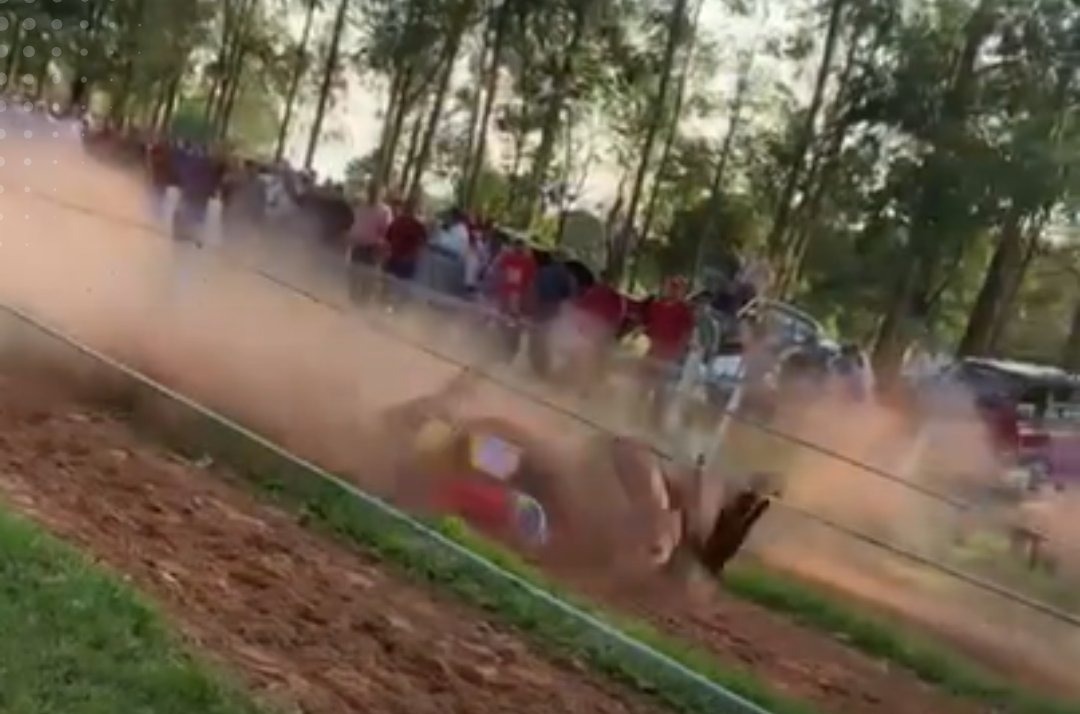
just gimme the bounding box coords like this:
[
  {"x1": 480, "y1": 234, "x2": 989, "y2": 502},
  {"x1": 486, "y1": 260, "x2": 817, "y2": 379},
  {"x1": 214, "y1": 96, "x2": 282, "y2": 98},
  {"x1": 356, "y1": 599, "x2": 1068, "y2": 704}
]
[{"x1": 513, "y1": 492, "x2": 549, "y2": 547}]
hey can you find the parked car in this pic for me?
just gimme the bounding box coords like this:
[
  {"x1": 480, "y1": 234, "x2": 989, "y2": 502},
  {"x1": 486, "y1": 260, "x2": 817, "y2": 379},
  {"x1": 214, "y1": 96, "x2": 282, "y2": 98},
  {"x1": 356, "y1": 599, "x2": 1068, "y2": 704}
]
[{"x1": 931, "y1": 358, "x2": 1080, "y2": 490}]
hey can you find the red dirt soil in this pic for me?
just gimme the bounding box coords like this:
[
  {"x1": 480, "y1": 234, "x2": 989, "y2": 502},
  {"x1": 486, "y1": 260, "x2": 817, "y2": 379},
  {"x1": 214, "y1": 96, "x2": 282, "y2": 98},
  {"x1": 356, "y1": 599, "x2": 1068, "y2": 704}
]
[
  {"x1": 0, "y1": 373, "x2": 668, "y2": 714},
  {"x1": 0, "y1": 372, "x2": 989, "y2": 714},
  {"x1": 551, "y1": 568, "x2": 986, "y2": 714}
]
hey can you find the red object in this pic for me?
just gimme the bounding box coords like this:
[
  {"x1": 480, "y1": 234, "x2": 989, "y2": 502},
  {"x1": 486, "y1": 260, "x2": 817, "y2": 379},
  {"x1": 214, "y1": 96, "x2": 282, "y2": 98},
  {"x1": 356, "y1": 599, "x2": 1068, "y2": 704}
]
[
  {"x1": 644, "y1": 298, "x2": 695, "y2": 361},
  {"x1": 148, "y1": 142, "x2": 172, "y2": 187},
  {"x1": 493, "y1": 250, "x2": 538, "y2": 310},
  {"x1": 576, "y1": 284, "x2": 627, "y2": 331},
  {"x1": 386, "y1": 214, "x2": 427, "y2": 263},
  {"x1": 434, "y1": 477, "x2": 513, "y2": 533},
  {"x1": 982, "y1": 400, "x2": 1021, "y2": 455}
]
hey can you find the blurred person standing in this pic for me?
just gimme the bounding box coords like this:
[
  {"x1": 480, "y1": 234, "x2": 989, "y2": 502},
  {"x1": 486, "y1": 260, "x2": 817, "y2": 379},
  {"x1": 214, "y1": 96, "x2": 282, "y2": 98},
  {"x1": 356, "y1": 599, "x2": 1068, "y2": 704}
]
[
  {"x1": 168, "y1": 143, "x2": 222, "y2": 301},
  {"x1": 383, "y1": 196, "x2": 428, "y2": 305},
  {"x1": 346, "y1": 184, "x2": 392, "y2": 304},
  {"x1": 490, "y1": 238, "x2": 538, "y2": 317},
  {"x1": 172, "y1": 143, "x2": 222, "y2": 245},
  {"x1": 488, "y1": 237, "x2": 538, "y2": 361},
  {"x1": 528, "y1": 253, "x2": 578, "y2": 378},
  {"x1": 145, "y1": 133, "x2": 174, "y2": 222},
  {"x1": 565, "y1": 281, "x2": 627, "y2": 392},
  {"x1": 641, "y1": 276, "x2": 695, "y2": 428}
]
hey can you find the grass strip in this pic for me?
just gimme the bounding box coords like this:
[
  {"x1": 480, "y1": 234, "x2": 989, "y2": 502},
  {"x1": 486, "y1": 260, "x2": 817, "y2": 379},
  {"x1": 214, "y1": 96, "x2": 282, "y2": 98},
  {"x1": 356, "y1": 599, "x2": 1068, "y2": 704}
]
[
  {"x1": 254, "y1": 465, "x2": 816, "y2": 714},
  {"x1": 136, "y1": 390, "x2": 1072, "y2": 714},
  {"x1": 725, "y1": 563, "x2": 1080, "y2": 714},
  {"x1": 0, "y1": 305, "x2": 816, "y2": 714},
  {"x1": 0, "y1": 505, "x2": 265, "y2": 714},
  {"x1": 156, "y1": 412, "x2": 816, "y2": 714},
  {"x1": 18, "y1": 321, "x2": 1069, "y2": 714}
]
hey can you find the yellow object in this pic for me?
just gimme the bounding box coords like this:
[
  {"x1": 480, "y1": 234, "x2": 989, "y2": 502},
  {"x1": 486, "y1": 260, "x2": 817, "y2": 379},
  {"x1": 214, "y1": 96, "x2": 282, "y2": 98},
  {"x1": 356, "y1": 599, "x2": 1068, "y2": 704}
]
[{"x1": 413, "y1": 418, "x2": 457, "y2": 460}]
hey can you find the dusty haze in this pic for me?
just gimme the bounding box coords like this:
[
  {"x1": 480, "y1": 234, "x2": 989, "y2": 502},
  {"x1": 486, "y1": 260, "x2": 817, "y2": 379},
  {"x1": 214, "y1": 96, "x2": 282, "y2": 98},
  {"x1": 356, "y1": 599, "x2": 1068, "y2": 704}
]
[{"x1": 1, "y1": 110, "x2": 1077, "y2": 696}]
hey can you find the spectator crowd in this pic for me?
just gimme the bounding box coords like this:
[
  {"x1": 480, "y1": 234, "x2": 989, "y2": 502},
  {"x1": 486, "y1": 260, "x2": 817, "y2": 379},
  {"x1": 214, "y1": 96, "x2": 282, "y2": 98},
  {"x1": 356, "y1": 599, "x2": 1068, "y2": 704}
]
[{"x1": 85, "y1": 123, "x2": 873, "y2": 433}]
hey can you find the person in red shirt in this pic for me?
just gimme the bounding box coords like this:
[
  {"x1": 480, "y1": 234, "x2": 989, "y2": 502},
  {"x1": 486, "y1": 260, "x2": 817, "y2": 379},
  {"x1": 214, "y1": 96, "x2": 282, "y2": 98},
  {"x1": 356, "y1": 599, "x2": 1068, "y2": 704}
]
[
  {"x1": 384, "y1": 196, "x2": 428, "y2": 282},
  {"x1": 576, "y1": 282, "x2": 627, "y2": 334},
  {"x1": 641, "y1": 276, "x2": 695, "y2": 427},
  {"x1": 485, "y1": 238, "x2": 538, "y2": 362},
  {"x1": 491, "y1": 238, "x2": 538, "y2": 317},
  {"x1": 567, "y1": 282, "x2": 627, "y2": 391}
]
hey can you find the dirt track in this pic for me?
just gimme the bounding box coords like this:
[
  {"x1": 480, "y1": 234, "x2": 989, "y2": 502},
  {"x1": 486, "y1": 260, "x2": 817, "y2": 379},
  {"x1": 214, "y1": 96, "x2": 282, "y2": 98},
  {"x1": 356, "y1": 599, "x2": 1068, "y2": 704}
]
[
  {"x1": 0, "y1": 115, "x2": 1064, "y2": 711},
  {"x1": 0, "y1": 372, "x2": 671, "y2": 714}
]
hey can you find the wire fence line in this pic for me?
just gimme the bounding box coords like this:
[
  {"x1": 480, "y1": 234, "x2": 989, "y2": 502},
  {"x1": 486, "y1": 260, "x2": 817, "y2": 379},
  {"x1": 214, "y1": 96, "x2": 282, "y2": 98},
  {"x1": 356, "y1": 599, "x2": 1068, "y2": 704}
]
[
  {"x1": 0, "y1": 300, "x2": 778, "y2": 714},
  {"x1": 25, "y1": 187, "x2": 968, "y2": 502},
  {"x1": 17, "y1": 185, "x2": 1080, "y2": 630}
]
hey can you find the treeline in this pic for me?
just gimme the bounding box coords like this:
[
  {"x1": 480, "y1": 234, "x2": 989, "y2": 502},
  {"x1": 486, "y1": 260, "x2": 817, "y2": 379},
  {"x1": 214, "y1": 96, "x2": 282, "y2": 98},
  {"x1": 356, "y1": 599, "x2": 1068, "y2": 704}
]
[{"x1": 3, "y1": 0, "x2": 1079, "y2": 376}]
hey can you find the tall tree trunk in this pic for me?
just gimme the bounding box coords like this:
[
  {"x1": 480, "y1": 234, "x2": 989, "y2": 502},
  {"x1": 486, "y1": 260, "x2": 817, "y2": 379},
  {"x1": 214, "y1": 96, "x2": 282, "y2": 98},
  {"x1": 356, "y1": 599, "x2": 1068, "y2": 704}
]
[
  {"x1": 765, "y1": 0, "x2": 846, "y2": 259},
  {"x1": 988, "y1": 223, "x2": 1043, "y2": 353},
  {"x1": 205, "y1": 0, "x2": 238, "y2": 124},
  {"x1": 69, "y1": 0, "x2": 107, "y2": 112},
  {"x1": 0, "y1": 11, "x2": 15, "y2": 89},
  {"x1": 407, "y1": 32, "x2": 463, "y2": 202},
  {"x1": 218, "y1": 47, "x2": 248, "y2": 139},
  {"x1": 966, "y1": 63, "x2": 1074, "y2": 357},
  {"x1": 958, "y1": 211, "x2": 1024, "y2": 356},
  {"x1": 614, "y1": 0, "x2": 691, "y2": 284},
  {"x1": 110, "y1": 0, "x2": 148, "y2": 123},
  {"x1": 776, "y1": 19, "x2": 864, "y2": 297},
  {"x1": 399, "y1": 96, "x2": 430, "y2": 193},
  {"x1": 464, "y1": 0, "x2": 512, "y2": 209},
  {"x1": 872, "y1": 0, "x2": 997, "y2": 378},
  {"x1": 5, "y1": 24, "x2": 23, "y2": 88},
  {"x1": 160, "y1": 73, "x2": 182, "y2": 131},
  {"x1": 459, "y1": 20, "x2": 492, "y2": 203},
  {"x1": 275, "y1": 0, "x2": 317, "y2": 162},
  {"x1": 639, "y1": 0, "x2": 705, "y2": 245},
  {"x1": 34, "y1": 60, "x2": 50, "y2": 100},
  {"x1": 691, "y1": 54, "x2": 752, "y2": 284},
  {"x1": 149, "y1": 84, "x2": 168, "y2": 128},
  {"x1": 305, "y1": 0, "x2": 349, "y2": 171},
  {"x1": 203, "y1": 75, "x2": 221, "y2": 122},
  {"x1": 1062, "y1": 299, "x2": 1080, "y2": 371},
  {"x1": 111, "y1": 59, "x2": 136, "y2": 122},
  {"x1": 216, "y1": 0, "x2": 256, "y2": 138},
  {"x1": 373, "y1": 68, "x2": 409, "y2": 192},
  {"x1": 521, "y1": 3, "x2": 589, "y2": 224}
]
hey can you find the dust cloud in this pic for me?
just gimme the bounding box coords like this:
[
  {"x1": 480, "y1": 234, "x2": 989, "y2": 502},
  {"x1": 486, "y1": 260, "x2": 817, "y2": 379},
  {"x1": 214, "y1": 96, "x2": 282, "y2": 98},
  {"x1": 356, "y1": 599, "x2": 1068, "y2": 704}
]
[
  {"x1": 1, "y1": 111, "x2": 1078, "y2": 697},
  {"x1": 729, "y1": 374, "x2": 1080, "y2": 695}
]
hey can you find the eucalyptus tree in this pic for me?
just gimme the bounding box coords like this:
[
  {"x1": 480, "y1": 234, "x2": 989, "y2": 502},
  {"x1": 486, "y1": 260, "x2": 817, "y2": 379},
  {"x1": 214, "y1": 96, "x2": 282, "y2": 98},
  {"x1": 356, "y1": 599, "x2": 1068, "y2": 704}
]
[
  {"x1": 305, "y1": 0, "x2": 351, "y2": 169},
  {"x1": 276, "y1": 0, "x2": 321, "y2": 161},
  {"x1": 958, "y1": 0, "x2": 1080, "y2": 356}
]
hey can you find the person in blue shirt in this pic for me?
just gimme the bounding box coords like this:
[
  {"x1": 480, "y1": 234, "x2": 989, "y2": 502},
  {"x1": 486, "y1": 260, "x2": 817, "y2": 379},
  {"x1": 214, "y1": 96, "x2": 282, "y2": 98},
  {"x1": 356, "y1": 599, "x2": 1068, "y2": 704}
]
[
  {"x1": 527, "y1": 252, "x2": 580, "y2": 378},
  {"x1": 172, "y1": 144, "x2": 222, "y2": 245}
]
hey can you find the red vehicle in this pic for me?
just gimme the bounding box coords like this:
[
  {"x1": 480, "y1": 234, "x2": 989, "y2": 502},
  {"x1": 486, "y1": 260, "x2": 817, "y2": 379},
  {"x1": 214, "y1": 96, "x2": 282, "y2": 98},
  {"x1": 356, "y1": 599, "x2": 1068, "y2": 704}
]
[
  {"x1": 946, "y1": 358, "x2": 1080, "y2": 489},
  {"x1": 379, "y1": 375, "x2": 776, "y2": 574}
]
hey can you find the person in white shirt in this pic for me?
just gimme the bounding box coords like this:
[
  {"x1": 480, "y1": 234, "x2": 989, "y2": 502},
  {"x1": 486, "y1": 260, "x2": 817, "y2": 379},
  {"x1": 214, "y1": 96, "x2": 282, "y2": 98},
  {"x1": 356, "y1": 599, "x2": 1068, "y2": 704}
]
[
  {"x1": 433, "y1": 208, "x2": 471, "y2": 256},
  {"x1": 346, "y1": 184, "x2": 392, "y2": 303},
  {"x1": 418, "y1": 208, "x2": 474, "y2": 298}
]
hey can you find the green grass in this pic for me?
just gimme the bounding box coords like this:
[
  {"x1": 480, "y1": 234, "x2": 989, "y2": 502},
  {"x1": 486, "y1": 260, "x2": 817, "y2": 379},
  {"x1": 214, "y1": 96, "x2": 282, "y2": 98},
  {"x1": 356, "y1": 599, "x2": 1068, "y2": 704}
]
[
  {"x1": 43, "y1": 360, "x2": 1072, "y2": 714},
  {"x1": 431, "y1": 517, "x2": 818, "y2": 714},
  {"x1": 109, "y1": 387, "x2": 822, "y2": 714},
  {"x1": 0, "y1": 506, "x2": 265, "y2": 714},
  {"x1": 725, "y1": 563, "x2": 1080, "y2": 714},
  {"x1": 274, "y1": 479, "x2": 819, "y2": 714}
]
